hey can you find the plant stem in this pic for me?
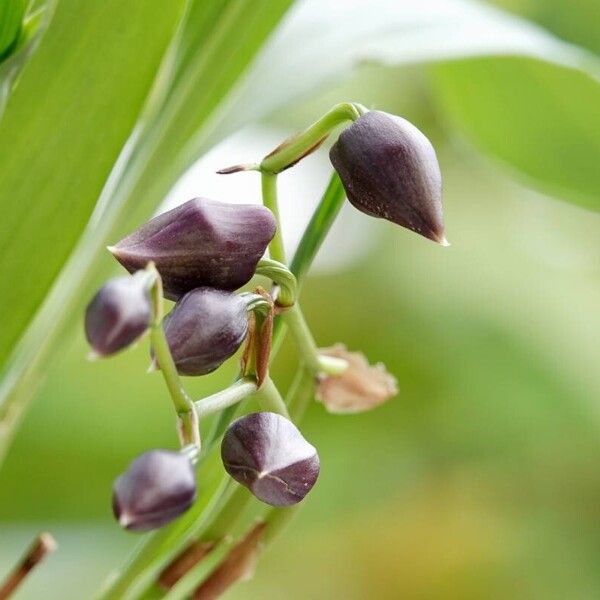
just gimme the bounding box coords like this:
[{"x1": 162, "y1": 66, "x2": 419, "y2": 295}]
[
  {"x1": 286, "y1": 367, "x2": 315, "y2": 422},
  {"x1": 283, "y1": 304, "x2": 346, "y2": 376},
  {"x1": 290, "y1": 171, "x2": 346, "y2": 286},
  {"x1": 158, "y1": 367, "x2": 314, "y2": 596},
  {"x1": 260, "y1": 102, "x2": 362, "y2": 174},
  {"x1": 204, "y1": 173, "x2": 346, "y2": 450},
  {"x1": 255, "y1": 258, "x2": 297, "y2": 307},
  {"x1": 162, "y1": 539, "x2": 234, "y2": 600},
  {"x1": 255, "y1": 375, "x2": 290, "y2": 418},
  {"x1": 194, "y1": 379, "x2": 257, "y2": 420},
  {"x1": 105, "y1": 117, "x2": 352, "y2": 600},
  {"x1": 149, "y1": 269, "x2": 199, "y2": 449},
  {"x1": 261, "y1": 172, "x2": 286, "y2": 264}
]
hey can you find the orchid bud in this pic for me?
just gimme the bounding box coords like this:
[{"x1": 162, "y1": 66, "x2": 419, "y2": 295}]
[
  {"x1": 112, "y1": 450, "x2": 196, "y2": 532},
  {"x1": 110, "y1": 198, "x2": 276, "y2": 300},
  {"x1": 161, "y1": 287, "x2": 248, "y2": 376},
  {"x1": 221, "y1": 412, "x2": 320, "y2": 507},
  {"x1": 84, "y1": 272, "x2": 152, "y2": 357},
  {"x1": 329, "y1": 111, "x2": 446, "y2": 244}
]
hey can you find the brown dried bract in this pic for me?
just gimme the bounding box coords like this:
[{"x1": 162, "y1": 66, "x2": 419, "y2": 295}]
[
  {"x1": 159, "y1": 541, "x2": 215, "y2": 589},
  {"x1": 316, "y1": 344, "x2": 398, "y2": 413},
  {"x1": 193, "y1": 522, "x2": 266, "y2": 600}
]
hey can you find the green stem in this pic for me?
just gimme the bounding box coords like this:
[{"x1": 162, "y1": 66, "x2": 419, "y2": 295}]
[
  {"x1": 194, "y1": 379, "x2": 257, "y2": 420},
  {"x1": 161, "y1": 539, "x2": 234, "y2": 600},
  {"x1": 149, "y1": 268, "x2": 199, "y2": 449},
  {"x1": 255, "y1": 258, "x2": 297, "y2": 307},
  {"x1": 239, "y1": 292, "x2": 272, "y2": 315},
  {"x1": 283, "y1": 304, "x2": 320, "y2": 373},
  {"x1": 160, "y1": 368, "x2": 314, "y2": 596},
  {"x1": 290, "y1": 172, "x2": 346, "y2": 286},
  {"x1": 255, "y1": 375, "x2": 290, "y2": 418},
  {"x1": 201, "y1": 485, "x2": 252, "y2": 540},
  {"x1": 260, "y1": 102, "x2": 363, "y2": 174},
  {"x1": 283, "y1": 304, "x2": 346, "y2": 376},
  {"x1": 110, "y1": 118, "x2": 352, "y2": 599},
  {"x1": 261, "y1": 172, "x2": 286, "y2": 264},
  {"x1": 204, "y1": 172, "x2": 346, "y2": 450},
  {"x1": 286, "y1": 367, "x2": 316, "y2": 422}
]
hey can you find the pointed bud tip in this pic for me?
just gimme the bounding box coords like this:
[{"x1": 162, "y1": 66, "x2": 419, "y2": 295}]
[
  {"x1": 216, "y1": 164, "x2": 254, "y2": 175},
  {"x1": 118, "y1": 512, "x2": 133, "y2": 528},
  {"x1": 106, "y1": 245, "x2": 118, "y2": 255},
  {"x1": 87, "y1": 350, "x2": 102, "y2": 361},
  {"x1": 437, "y1": 235, "x2": 450, "y2": 247}
]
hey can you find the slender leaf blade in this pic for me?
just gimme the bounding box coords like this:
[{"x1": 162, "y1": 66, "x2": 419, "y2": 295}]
[{"x1": 0, "y1": 0, "x2": 186, "y2": 368}]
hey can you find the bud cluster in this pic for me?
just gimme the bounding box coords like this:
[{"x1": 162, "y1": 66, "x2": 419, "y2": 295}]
[
  {"x1": 86, "y1": 199, "x2": 277, "y2": 529},
  {"x1": 84, "y1": 104, "x2": 442, "y2": 539}
]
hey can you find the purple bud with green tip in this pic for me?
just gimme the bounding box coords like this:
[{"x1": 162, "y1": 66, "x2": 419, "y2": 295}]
[
  {"x1": 160, "y1": 287, "x2": 249, "y2": 376},
  {"x1": 110, "y1": 198, "x2": 277, "y2": 300},
  {"x1": 330, "y1": 110, "x2": 446, "y2": 244},
  {"x1": 84, "y1": 272, "x2": 152, "y2": 357},
  {"x1": 221, "y1": 412, "x2": 320, "y2": 507},
  {"x1": 112, "y1": 450, "x2": 196, "y2": 532}
]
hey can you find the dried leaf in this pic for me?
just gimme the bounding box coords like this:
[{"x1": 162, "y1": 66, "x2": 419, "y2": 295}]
[
  {"x1": 193, "y1": 522, "x2": 266, "y2": 600},
  {"x1": 317, "y1": 344, "x2": 398, "y2": 413},
  {"x1": 159, "y1": 541, "x2": 215, "y2": 589}
]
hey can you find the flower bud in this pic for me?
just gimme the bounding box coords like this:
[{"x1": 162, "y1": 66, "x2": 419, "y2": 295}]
[
  {"x1": 84, "y1": 272, "x2": 152, "y2": 357},
  {"x1": 221, "y1": 412, "x2": 319, "y2": 507},
  {"x1": 112, "y1": 450, "x2": 196, "y2": 532},
  {"x1": 329, "y1": 111, "x2": 446, "y2": 244},
  {"x1": 161, "y1": 287, "x2": 248, "y2": 376},
  {"x1": 110, "y1": 198, "x2": 276, "y2": 300}
]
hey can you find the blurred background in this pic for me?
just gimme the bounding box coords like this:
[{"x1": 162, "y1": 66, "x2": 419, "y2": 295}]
[{"x1": 1, "y1": 0, "x2": 600, "y2": 598}]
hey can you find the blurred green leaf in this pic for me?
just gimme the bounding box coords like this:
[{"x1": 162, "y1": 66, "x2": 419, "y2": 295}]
[
  {"x1": 0, "y1": 4, "x2": 49, "y2": 115},
  {"x1": 0, "y1": 0, "x2": 25, "y2": 58},
  {"x1": 0, "y1": 0, "x2": 186, "y2": 369},
  {"x1": 0, "y1": 0, "x2": 293, "y2": 460},
  {"x1": 432, "y1": 56, "x2": 600, "y2": 211},
  {"x1": 491, "y1": 0, "x2": 600, "y2": 55}
]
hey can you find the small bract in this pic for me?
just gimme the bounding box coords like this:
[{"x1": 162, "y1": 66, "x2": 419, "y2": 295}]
[
  {"x1": 84, "y1": 272, "x2": 152, "y2": 357},
  {"x1": 112, "y1": 450, "x2": 196, "y2": 532},
  {"x1": 330, "y1": 110, "x2": 446, "y2": 244},
  {"x1": 221, "y1": 412, "x2": 320, "y2": 507},
  {"x1": 317, "y1": 344, "x2": 398, "y2": 414},
  {"x1": 160, "y1": 287, "x2": 249, "y2": 376},
  {"x1": 110, "y1": 198, "x2": 276, "y2": 300}
]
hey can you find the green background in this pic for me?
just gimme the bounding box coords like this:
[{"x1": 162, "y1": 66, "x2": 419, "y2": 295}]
[{"x1": 1, "y1": 0, "x2": 600, "y2": 598}]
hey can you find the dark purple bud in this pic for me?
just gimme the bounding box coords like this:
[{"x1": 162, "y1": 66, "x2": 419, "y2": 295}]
[
  {"x1": 110, "y1": 198, "x2": 276, "y2": 300},
  {"x1": 112, "y1": 450, "x2": 196, "y2": 532},
  {"x1": 221, "y1": 412, "x2": 320, "y2": 507},
  {"x1": 330, "y1": 110, "x2": 446, "y2": 244},
  {"x1": 84, "y1": 273, "x2": 152, "y2": 357},
  {"x1": 161, "y1": 288, "x2": 248, "y2": 376}
]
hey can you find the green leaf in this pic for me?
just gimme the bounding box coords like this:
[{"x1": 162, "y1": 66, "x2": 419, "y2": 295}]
[
  {"x1": 0, "y1": 0, "x2": 25, "y2": 58},
  {"x1": 491, "y1": 0, "x2": 600, "y2": 56},
  {"x1": 431, "y1": 56, "x2": 600, "y2": 211},
  {"x1": 0, "y1": 0, "x2": 294, "y2": 460},
  {"x1": 0, "y1": 0, "x2": 186, "y2": 369}
]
